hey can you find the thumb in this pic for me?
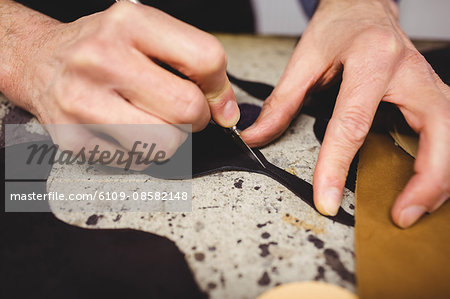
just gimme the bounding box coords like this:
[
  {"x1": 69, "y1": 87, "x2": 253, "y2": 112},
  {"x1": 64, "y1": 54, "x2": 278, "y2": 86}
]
[
  {"x1": 186, "y1": 41, "x2": 240, "y2": 128},
  {"x1": 206, "y1": 77, "x2": 241, "y2": 128}
]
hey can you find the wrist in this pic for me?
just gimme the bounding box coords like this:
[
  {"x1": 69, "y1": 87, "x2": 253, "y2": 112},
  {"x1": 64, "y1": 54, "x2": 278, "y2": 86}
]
[{"x1": 0, "y1": 0, "x2": 59, "y2": 110}]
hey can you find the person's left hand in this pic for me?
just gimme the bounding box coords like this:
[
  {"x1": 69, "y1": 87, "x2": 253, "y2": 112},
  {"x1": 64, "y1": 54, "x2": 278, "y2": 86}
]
[{"x1": 242, "y1": 0, "x2": 450, "y2": 228}]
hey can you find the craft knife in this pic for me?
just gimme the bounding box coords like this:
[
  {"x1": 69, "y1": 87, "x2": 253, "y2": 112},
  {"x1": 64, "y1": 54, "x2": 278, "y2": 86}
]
[
  {"x1": 115, "y1": 0, "x2": 263, "y2": 168},
  {"x1": 226, "y1": 125, "x2": 266, "y2": 169}
]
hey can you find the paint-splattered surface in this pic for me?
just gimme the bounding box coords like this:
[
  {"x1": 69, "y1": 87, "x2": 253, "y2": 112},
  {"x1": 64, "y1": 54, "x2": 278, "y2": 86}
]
[
  {"x1": 47, "y1": 117, "x2": 356, "y2": 298},
  {"x1": 47, "y1": 35, "x2": 356, "y2": 298},
  {"x1": 2, "y1": 35, "x2": 446, "y2": 299}
]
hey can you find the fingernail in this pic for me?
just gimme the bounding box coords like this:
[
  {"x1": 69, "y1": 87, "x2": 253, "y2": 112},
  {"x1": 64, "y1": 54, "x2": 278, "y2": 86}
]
[
  {"x1": 223, "y1": 100, "x2": 240, "y2": 125},
  {"x1": 398, "y1": 205, "x2": 426, "y2": 228},
  {"x1": 319, "y1": 188, "x2": 341, "y2": 216}
]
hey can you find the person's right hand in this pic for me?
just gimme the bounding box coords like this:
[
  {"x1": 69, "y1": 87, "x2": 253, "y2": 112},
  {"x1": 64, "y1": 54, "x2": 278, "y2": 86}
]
[{"x1": 1, "y1": 1, "x2": 239, "y2": 169}]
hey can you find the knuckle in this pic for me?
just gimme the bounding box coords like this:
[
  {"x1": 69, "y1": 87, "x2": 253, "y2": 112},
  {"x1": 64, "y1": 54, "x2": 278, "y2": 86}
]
[
  {"x1": 58, "y1": 137, "x2": 84, "y2": 153},
  {"x1": 105, "y1": 1, "x2": 136, "y2": 27},
  {"x1": 336, "y1": 108, "x2": 372, "y2": 145},
  {"x1": 65, "y1": 39, "x2": 106, "y2": 70},
  {"x1": 58, "y1": 94, "x2": 85, "y2": 116},
  {"x1": 374, "y1": 29, "x2": 400, "y2": 53},
  {"x1": 51, "y1": 129, "x2": 87, "y2": 153},
  {"x1": 151, "y1": 128, "x2": 186, "y2": 160},
  {"x1": 264, "y1": 94, "x2": 295, "y2": 120},
  {"x1": 56, "y1": 86, "x2": 94, "y2": 119},
  {"x1": 403, "y1": 49, "x2": 428, "y2": 69},
  {"x1": 194, "y1": 36, "x2": 227, "y2": 75},
  {"x1": 53, "y1": 84, "x2": 77, "y2": 114},
  {"x1": 164, "y1": 131, "x2": 188, "y2": 159},
  {"x1": 175, "y1": 86, "x2": 206, "y2": 124},
  {"x1": 48, "y1": 72, "x2": 90, "y2": 118},
  {"x1": 354, "y1": 27, "x2": 403, "y2": 62},
  {"x1": 57, "y1": 95, "x2": 73, "y2": 114},
  {"x1": 399, "y1": 49, "x2": 436, "y2": 83},
  {"x1": 194, "y1": 115, "x2": 210, "y2": 131}
]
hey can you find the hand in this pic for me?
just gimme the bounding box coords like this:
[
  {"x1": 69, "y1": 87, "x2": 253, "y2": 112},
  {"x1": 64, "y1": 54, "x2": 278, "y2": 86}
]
[
  {"x1": 0, "y1": 1, "x2": 239, "y2": 169},
  {"x1": 242, "y1": 0, "x2": 450, "y2": 228}
]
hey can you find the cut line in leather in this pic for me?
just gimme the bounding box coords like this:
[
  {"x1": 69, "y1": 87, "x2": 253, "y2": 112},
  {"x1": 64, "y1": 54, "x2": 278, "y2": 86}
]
[{"x1": 145, "y1": 121, "x2": 355, "y2": 227}]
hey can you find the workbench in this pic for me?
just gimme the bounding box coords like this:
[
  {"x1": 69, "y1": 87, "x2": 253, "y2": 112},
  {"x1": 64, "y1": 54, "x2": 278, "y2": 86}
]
[{"x1": 1, "y1": 34, "x2": 447, "y2": 299}]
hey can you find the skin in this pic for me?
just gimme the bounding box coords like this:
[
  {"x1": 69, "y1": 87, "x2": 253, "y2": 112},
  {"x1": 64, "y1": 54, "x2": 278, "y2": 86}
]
[
  {"x1": 0, "y1": 0, "x2": 448, "y2": 228},
  {"x1": 242, "y1": 0, "x2": 450, "y2": 228},
  {"x1": 0, "y1": 0, "x2": 240, "y2": 169}
]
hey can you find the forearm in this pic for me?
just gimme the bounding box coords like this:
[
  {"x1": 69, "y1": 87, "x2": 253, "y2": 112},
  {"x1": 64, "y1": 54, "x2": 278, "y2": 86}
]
[{"x1": 0, "y1": 0, "x2": 59, "y2": 108}]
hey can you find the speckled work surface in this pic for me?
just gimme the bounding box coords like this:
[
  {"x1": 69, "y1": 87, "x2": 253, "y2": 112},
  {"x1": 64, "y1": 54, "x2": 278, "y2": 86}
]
[
  {"x1": 8, "y1": 35, "x2": 448, "y2": 298},
  {"x1": 46, "y1": 35, "x2": 355, "y2": 298}
]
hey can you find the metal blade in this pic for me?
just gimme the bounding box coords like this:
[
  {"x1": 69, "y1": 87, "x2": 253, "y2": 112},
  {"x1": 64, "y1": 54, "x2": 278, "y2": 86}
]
[{"x1": 228, "y1": 126, "x2": 266, "y2": 168}]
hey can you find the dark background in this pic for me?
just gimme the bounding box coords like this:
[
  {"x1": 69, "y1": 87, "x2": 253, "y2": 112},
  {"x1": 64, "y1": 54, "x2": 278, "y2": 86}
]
[{"x1": 15, "y1": 0, "x2": 255, "y2": 33}]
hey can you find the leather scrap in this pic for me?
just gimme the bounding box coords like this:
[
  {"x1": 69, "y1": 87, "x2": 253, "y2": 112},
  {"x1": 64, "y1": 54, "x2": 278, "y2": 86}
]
[
  {"x1": 355, "y1": 130, "x2": 450, "y2": 298},
  {"x1": 146, "y1": 120, "x2": 355, "y2": 227}
]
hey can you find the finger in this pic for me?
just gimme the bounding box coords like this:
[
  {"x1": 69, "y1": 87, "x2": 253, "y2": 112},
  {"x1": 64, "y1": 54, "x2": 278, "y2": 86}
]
[
  {"x1": 57, "y1": 78, "x2": 168, "y2": 125},
  {"x1": 111, "y1": 50, "x2": 211, "y2": 132},
  {"x1": 80, "y1": 133, "x2": 164, "y2": 171},
  {"x1": 57, "y1": 80, "x2": 188, "y2": 158},
  {"x1": 84, "y1": 95, "x2": 188, "y2": 160},
  {"x1": 108, "y1": 2, "x2": 239, "y2": 127},
  {"x1": 384, "y1": 52, "x2": 450, "y2": 228},
  {"x1": 47, "y1": 125, "x2": 147, "y2": 170},
  {"x1": 83, "y1": 133, "x2": 146, "y2": 171},
  {"x1": 313, "y1": 61, "x2": 393, "y2": 216},
  {"x1": 207, "y1": 79, "x2": 240, "y2": 128},
  {"x1": 241, "y1": 37, "x2": 326, "y2": 147},
  {"x1": 391, "y1": 107, "x2": 450, "y2": 229},
  {"x1": 55, "y1": 123, "x2": 187, "y2": 170},
  {"x1": 96, "y1": 124, "x2": 188, "y2": 162}
]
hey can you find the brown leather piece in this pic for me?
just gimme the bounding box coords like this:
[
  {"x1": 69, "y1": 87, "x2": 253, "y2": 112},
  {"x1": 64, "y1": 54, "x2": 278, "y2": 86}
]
[
  {"x1": 387, "y1": 106, "x2": 419, "y2": 158},
  {"x1": 355, "y1": 131, "x2": 450, "y2": 299}
]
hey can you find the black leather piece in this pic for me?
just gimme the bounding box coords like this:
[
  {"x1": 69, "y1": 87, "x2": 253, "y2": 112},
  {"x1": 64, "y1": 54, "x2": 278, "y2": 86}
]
[
  {"x1": 148, "y1": 72, "x2": 358, "y2": 227},
  {"x1": 1, "y1": 213, "x2": 207, "y2": 299},
  {"x1": 228, "y1": 73, "x2": 275, "y2": 100},
  {"x1": 236, "y1": 103, "x2": 262, "y2": 130},
  {"x1": 0, "y1": 147, "x2": 206, "y2": 299},
  {"x1": 228, "y1": 71, "x2": 366, "y2": 193},
  {"x1": 194, "y1": 123, "x2": 355, "y2": 226},
  {"x1": 145, "y1": 122, "x2": 355, "y2": 227}
]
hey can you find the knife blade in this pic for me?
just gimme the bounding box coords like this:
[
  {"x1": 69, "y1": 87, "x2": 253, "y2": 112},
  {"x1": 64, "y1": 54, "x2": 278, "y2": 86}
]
[
  {"x1": 226, "y1": 125, "x2": 266, "y2": 169},
  {"x1": 115, "y1": 0, "x2": 262, "y2": 169}
]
